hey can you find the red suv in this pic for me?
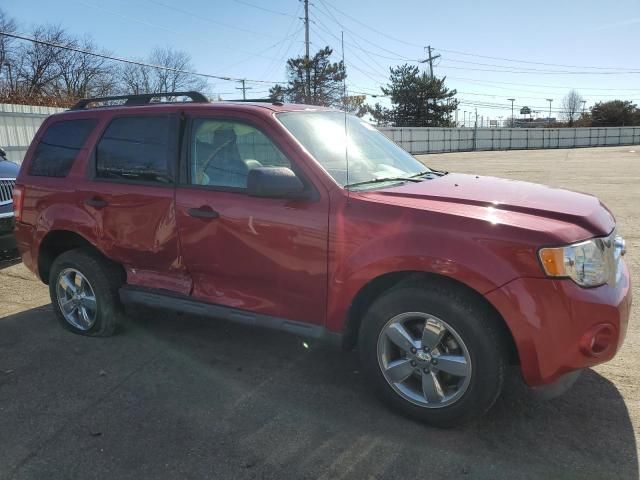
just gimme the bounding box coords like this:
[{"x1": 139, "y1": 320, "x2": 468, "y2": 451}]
[{"x1": 13, "y1": 92, "x2": 631, "y2": 427}]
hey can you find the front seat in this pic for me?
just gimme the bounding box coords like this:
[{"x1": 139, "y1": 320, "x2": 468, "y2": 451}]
[{"x1": 204, "y1": 128, "x2": 248, "y2": 188}]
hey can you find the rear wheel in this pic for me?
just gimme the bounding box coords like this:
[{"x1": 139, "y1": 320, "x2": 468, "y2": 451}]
[
  {"x1": 49, "y1": 249, "x2": 124, "y2": 336},
  {"x1": 359, "y1": 282, "x2": 507, "y2": 427}
]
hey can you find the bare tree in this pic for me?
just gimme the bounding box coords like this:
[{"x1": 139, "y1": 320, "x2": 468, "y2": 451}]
[
  {"x1": 120, "y1": 61, "x2": 153, "y2": 95},
  {"x1": 53, "y1": 36, "x2": 117, "y2": 99},
  {"x1": 562, "y1": 89, "x2": 584, "y2": 127},
  {"x1": 13, "y1": 24, "x2": 69, "y2": 97},
  {"x1": 119, "y1": 47, "x2": 208, "y2": 96},
  {"x1": 149, "y1": 47, "x2": 207, "y2": 93},
  {"x1": 0, "y1": 9, "x2": 18, "y2": 94}
]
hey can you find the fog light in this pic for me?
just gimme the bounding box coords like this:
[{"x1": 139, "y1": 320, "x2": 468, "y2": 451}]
[{"x1": 579, "y1": 324, "x2": 616, "y2": 357}]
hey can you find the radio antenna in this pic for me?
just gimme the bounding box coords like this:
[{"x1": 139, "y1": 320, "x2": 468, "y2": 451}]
[{"x1": 341, "y1": 31, "x2": 350, "y2": 202}]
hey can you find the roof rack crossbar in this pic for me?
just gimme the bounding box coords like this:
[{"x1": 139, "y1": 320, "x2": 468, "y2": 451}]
[
  {"x1": 70, "y1": 91, "x2": 209, "y2": 110},
  {"x1": 224, "y1": 98, "x2": 273, "y2": 103}
]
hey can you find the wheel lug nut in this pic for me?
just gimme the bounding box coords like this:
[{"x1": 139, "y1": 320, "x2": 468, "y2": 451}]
[
  {"x1": 410, "y1": 347, "x2": 417, "y2": 354},
  {"x1": 423, "y1": 368, "x2": 430, "y2": 373},
  {"x1": 423, "y1": 347, "x2": 430, "y2": 353},
  {"x1": 431, "y1": 359, "x2": 438, "y2": 365},
  {"x1": 410, "y1": 360, "x2": 417, "y2": 367}
]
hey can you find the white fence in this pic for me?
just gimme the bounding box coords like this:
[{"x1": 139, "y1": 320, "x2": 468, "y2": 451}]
[
  {"x1": 0, "y1": 104, "x2": 65, "y2": 163},
  {"x1": 380, "y1": 126, "x2": 640, "y2": 154}
]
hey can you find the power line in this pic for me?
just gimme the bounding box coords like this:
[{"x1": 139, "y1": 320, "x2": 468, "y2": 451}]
[
  {"x1": 215, "y1": 28, "x2": 303, "y2": 75},
  {"x1": 146, "y1": 0, "x2": 280, "y2": 39},
  {"x1": 231, "y1": 0, "x2": 297, "y2": 18},
  {"x1": 315, "y1": 1, "x2": 419, "y2": 62},
  {"x1": 76, "y1": 1, "x2": 284, "y2": 61},
  {"x1": 320, "y1": 0, "x2": 640, "y2": 72},
  {"x1": 438, "y1": 63, "x2": 640, "y2": 75},
  {"x1": 320, "y1": 0, "x2": 423, "y2": 48},
  {"x1": 261, "y1": 3, "x2": 304, "y2": 79},
  {"x1": 441, "y1": 57, "x2": 640, "y2": 74},
  {"x1": 0, "y1": 31, "x2": 282, "y2": 85},
  {"x1": 436, "y1": 46, "x2": 640, "y2": 71}
]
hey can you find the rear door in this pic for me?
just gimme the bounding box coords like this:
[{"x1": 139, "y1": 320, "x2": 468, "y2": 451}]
[
  {"x1": 83, "y1": 113, "x2": 191, "y2": 294},
  {"x1": 175, "y1": 112, "x2": 329, "y2": 325}
]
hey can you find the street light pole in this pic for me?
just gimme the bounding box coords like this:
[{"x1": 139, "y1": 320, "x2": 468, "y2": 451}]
[
  {"x1": 581, "y1": 100, "x2": 587, "y2": 115},
  {"x1": 546, "y1": 99, "x2": 553, "y2": 124},
  {"x1": 508, "y1": 98, "x2": 515, "y2": 127}
]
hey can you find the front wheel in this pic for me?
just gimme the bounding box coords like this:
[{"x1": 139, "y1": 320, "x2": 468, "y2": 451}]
[{"x1": 358, "y1": 282, "x2": 507, "y2": 427}]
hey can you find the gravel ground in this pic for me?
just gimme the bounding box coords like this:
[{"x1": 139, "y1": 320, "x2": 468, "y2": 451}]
[{"x1": 0, "y1": 145, "x2": 638, "y2": 480}]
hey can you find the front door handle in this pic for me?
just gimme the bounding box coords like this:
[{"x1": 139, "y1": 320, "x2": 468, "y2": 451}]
[
  {"x1": 85, "y1": 197, "x2": 108, "y2": 209},
  {"x1": 187, "y1": 206, "x2": 220, "y2": 219}
]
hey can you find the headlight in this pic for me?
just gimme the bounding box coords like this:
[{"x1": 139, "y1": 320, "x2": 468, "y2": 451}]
[{"x1": 538, "y1": 233, "x2": 625, "y2": 287}]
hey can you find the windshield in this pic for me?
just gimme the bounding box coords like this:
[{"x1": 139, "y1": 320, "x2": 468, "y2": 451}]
[{"x1": 277, "y1": 111, "x2": 431, "y2": 188}]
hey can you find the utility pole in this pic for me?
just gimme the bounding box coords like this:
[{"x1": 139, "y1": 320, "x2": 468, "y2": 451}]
[
  {"x1": 304, "y1": 0, "x2": 311, "y2": 101},
  {"x1": 473, "y1": 108, "x2": 478, "y2": 150},
  {"x1": 508, "y1": 98, "x2": 515, "y2": 127},
  {"x1": 581, "y1": 100, "x2": 587, "y2": 115},
  {"x1": 546, "y1": 98, "x2": 553, "y2": 124},
  {"x1": 419, "y1": 46, "x2": 441, "y2": 78},
  {"x1": 235, "y1": 79, "x2": 252, "y2": 100}
]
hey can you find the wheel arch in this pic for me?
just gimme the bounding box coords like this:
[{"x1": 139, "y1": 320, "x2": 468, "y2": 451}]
[
  {"x1": 343, "y1": 270, "x2": 519, "y2": 364},
  {"x1": 38, "y1": 230, "x2": 123, "y2": 284}
]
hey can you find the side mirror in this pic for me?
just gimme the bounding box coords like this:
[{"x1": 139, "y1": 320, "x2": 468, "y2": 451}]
[
  {"x1": 0, "y1": 147, "x2": 6, "y2": 159},
  {"x1": 247, "y1": 167, "x2": 306, "y2": 199}
]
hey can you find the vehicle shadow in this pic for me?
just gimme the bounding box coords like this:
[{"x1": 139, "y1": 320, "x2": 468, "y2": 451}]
[
  {"x1": 1, "y1": 305, "x2": 637, "y2": 480},
  {"x1": 124, "y1": 307, "x2": 640, "y2": 479}
]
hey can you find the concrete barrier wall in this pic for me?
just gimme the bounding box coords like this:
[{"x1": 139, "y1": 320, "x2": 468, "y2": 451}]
[{"x1": 380, "y1": 126, "x2": 640, "y2": 154}]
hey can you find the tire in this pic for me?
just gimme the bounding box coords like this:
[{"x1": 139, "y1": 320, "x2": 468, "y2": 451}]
[
  {"x1": 358, "y1": 280, "x2": 507, "y2": 427},
  {"x1": 49, "y1": 248, "x2": 125, "y2": 337}
]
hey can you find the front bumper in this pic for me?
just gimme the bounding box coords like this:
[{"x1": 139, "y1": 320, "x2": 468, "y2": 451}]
[{"x1": 486, "y1": 260, "x2": 631, "y2": 386}]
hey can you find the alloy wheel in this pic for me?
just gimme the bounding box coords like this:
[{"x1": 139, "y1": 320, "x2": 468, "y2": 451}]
[
  {"x1": 377, "y1": 311, "x2": 472, "y2": 408},
  {"x1": 56, "y1": 268, "x2": 98, "y2": 331}
]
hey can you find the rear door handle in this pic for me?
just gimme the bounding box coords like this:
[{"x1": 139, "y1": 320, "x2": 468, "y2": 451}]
[
  {"x1": 187, "y1": 206, "x2": 220, "y2": 219},
  {"x1": 85, "y1": 197, "x2": 108, "y2": 209}
]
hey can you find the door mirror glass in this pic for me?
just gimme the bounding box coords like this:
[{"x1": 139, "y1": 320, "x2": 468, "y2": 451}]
[{"x1": 247, "y1": 167, "x2": 305, "y2": 198}]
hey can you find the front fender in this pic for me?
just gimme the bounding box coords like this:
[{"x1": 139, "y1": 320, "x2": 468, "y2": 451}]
[{"x1": 325, "y1": 194, "x2": 544, "y2": 332}]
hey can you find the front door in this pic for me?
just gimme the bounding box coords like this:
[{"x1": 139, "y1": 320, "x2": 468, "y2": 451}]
[{"x1": 175, "y1": 114, "x2": 329, "y2": 325}]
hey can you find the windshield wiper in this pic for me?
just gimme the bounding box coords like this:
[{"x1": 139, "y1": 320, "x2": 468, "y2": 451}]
[
  {"x1": 409, "y1": 169, "x2": 447, "y2": 178},
  {"x1": 345, "y1": 176, "x2": 423, "y2": 189}
]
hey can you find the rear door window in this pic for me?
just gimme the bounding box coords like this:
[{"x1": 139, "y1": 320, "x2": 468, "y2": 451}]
[
  {"x1": 29, "y1": 119, "x2": 97, "y2": 177},
  {"x1": 95, "y1": 116, "x2": 173, "y2": 184}
]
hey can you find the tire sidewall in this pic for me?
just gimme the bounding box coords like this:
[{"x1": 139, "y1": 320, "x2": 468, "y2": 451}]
[{"x1": 359, "y1": 284, "x2": 505, "y2": 427}]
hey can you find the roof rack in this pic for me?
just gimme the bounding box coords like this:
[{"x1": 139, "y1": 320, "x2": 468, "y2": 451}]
[
  {"x1": 224, "y1": 98, "x2": 274, "y2": 103},
  {"x1": 70, "y1": 91, "x2": 209, "y2": 110}
]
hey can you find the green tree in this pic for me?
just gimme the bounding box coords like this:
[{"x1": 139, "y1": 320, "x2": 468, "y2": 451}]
[
  {"x1": 367, "y1": 64, "x2": 458, "y2": 127},
  {"x1": 269, "y1": 46, "x2": 346, "y2": 107},
  {"x1": 590, "y1": 100, "x2": 640, "y2": 127}
]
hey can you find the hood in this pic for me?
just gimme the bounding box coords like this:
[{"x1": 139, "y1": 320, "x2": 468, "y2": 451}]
[
  {"x1": 0, "y1": 158, "x2": 19, "y2": 178},
  {"x1": 360, "y1": 173, "x2": 615, "y2": 241}
]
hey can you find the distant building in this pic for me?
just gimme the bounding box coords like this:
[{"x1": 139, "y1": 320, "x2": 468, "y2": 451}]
[{"x1": 510, "y1": 117, "x2": 557, "y2": 128}]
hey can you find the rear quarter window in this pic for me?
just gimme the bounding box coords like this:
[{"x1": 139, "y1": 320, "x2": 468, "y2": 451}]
[{"x1": 28, "y1": 119, "x2": 97, "y2": 177}]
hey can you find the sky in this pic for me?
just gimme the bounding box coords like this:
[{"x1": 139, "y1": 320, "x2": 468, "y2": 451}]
[{"x1": 3, "y1": 0, "x2": 640, "y2": 124}]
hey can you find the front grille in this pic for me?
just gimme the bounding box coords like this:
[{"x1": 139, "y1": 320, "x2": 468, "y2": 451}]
[{"x1": 0, "y1": 179, "x2": 15, "y2": 204}]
